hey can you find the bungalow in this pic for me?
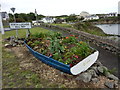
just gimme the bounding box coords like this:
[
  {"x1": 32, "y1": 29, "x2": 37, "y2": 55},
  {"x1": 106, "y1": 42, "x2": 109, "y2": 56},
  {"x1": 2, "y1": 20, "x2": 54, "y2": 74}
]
[
  {"x1": 84, "y1": 15, "x2": 99, "y2": 21},
  {"x1": 40, "y1": 16, "x2": 56, "y2": 23}
]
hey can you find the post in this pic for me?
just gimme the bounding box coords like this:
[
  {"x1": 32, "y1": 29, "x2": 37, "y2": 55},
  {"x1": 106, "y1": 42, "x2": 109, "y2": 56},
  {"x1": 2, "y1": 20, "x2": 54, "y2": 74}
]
[
  {"x1": 26, "y1": 29, "x2": 30, "y2": 38},
  {"x1": 11, "y1": 7, "x2": 18, "y2": 38},
  {"x1": 14, "y1": 14, "x2": 18, "y2": 38},
  {"x1": 35, "y1": 9, "x2": 38, "y2": 26},
  {"x1": 0, "y1": 4, "x2": 4, "y2": 34}
]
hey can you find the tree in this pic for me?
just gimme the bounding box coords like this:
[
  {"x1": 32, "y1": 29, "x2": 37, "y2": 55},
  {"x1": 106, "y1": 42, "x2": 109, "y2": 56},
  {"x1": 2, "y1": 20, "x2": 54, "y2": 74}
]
[
  {"x1": 38, "y1": 14, "x2": 45, "y2": 20},
  {"x1": 16, "y1": 18, "x2": 25, "y2": 22},
  {"x1": 65, "y1": 14, "x2": 78, "y2": 22},
  {"x1": 27, "y1": 12, "x2": 36, "y2": 21},
  {"x1": 8, "y1": 12, "x2": 45, "y2": 22},
  {"x1": 54, "y1": 18, "x2": 63, "y2": 24},
  {"x1": 18, "y1": 13, "x2": 28, "y2": 21},
  {"x1": 8, "y1": 13, "x2": 14, "y2": 22}
]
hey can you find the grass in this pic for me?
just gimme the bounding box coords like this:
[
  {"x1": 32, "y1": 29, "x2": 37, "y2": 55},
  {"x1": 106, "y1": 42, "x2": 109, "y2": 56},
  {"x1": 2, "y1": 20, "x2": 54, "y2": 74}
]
[
  {"x1": 73, "y1": 22, "x2": 107, "y2": 36},
  {"x1": 3, "y1": 25, "x2": 10, "y2": 28},
  {"x1": 2, "y1": 27, "x2": 50, "y2": 39},
  {"x1": 2, "y1": 27, "x2": 62, "y2": 88},
  {"x1": 84, "y1": 28, "x2": 107, "y2": 36},
  {"x1": 50, "y1": 23, "x2": 74, "y2": 28},
  {"x1": 2, "y1": 47, "x2": 50, "y2": 88},
  {"x1": 49, "y1": 23, "x2": 107, "y2": 36}
]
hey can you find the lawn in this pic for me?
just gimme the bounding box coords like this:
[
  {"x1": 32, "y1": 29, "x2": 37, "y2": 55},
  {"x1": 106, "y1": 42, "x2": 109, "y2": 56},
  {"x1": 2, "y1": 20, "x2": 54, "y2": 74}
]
[
  {"x1": 49, "y1": 23, "x2": 107, "y2": 37},
  {"x1": 50, "y1": 23, "x2": 74, "y2": 28},
  {"x1": 2, "y1": 27, "x2": 50, "y2": 39},
  {"x1": 2, "y1": 27, "x2": 60, "y2": 88}
]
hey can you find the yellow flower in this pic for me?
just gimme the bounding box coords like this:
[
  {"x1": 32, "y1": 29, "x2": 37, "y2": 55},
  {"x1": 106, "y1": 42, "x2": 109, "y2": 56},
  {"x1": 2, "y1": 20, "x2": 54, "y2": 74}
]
[
  {"x1": 64, "y1": 46, "x2": 67, "y2": 48},
  {"x1": 79, "y1": 41, "x2": 83, "y2": 44},
  {"x1": 65, "y1": 62, "x2": 68, "y2": 64},
  {"x1": 41, "y1": 42, "x2": 44, "y2": 44},
  {"x1": 59, "y1": 41, "x2": 62, "y2": 43}
]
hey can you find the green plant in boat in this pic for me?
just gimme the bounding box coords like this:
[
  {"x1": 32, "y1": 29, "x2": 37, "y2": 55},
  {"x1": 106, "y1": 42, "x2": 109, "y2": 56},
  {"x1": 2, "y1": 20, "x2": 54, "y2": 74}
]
[
  {"x1": 26, "y1": 32, "x2": 95, "y2": 67},
  {"x1": 62, "y1": 35, "x2": 78, "y2": 44}
]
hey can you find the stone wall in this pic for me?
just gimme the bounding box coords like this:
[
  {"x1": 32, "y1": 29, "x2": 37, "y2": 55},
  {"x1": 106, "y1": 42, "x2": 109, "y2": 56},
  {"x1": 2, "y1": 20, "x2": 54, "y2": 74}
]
[{"x1": 39, "y1": 24, "x2": 120, "y2": 55}]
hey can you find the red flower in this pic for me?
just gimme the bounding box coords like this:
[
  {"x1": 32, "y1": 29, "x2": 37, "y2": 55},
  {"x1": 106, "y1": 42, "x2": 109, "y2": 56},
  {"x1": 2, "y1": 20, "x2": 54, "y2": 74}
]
[
  {"x1": 66, "y1": 37, "x2": 69, "y2": 39},
  {"x1": 74, "y1": 55, "x2": 79, "y2": 58},
  {"x1": 70, "y1": 35, "x2": 75, "y2": 37},
  {"x1": 69, "y1": 63, "x2": 73, "y2": 67},
  {"x1": 73, "y1": 60, "x2": 77, "y2": 63},
  {"x1": 76, "y1": 37, "x2": 78, "y2": 39},
  {"x1": 49, "y1": 54, "x2": 52, "y2": 57}
]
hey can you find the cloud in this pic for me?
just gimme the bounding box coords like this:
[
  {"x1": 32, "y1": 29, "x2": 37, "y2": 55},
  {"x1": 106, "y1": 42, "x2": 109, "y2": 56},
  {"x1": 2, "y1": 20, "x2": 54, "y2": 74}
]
[
  {"x1": 1, "y1": 0, "x2": 119, "y2": 15},
  {"x1": 118, "y1": 1, "x2": 120, "y2": 14}
]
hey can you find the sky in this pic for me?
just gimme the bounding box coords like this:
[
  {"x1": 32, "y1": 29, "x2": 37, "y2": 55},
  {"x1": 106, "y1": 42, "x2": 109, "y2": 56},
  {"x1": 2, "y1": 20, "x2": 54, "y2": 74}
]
[
  {"x1": 1, "y1": 0, "x2": 120, "y2": 16},
  {"x1": 118, "y1": 1, "x2": 120, "y2": 14}
]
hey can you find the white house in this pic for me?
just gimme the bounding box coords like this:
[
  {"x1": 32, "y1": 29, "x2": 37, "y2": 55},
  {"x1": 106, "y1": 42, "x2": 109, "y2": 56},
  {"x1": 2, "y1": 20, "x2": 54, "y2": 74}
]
[
  {"x1": 40, "y1": 17, "x2": 56, "y2": 23},
  {"x1": 1, "y1": 12, "x2": 9, "y2": 20},
  {"x1": 107, "y1": 12, "x2": 118, "y2": 17},
  {"x1": 84, "y1": 15, "x2": 99, "y2": 21}
]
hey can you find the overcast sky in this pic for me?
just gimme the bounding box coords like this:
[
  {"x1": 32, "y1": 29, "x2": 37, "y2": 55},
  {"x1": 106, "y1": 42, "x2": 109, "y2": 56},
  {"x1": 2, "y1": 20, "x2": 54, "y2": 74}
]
[{"x1": 1, "y1": 0, "x2": 119, "y2": 16}]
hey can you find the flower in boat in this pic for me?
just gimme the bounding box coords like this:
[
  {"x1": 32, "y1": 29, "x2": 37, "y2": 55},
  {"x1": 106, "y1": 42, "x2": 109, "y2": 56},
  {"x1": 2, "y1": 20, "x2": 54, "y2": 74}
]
[
  {"x1": 49, "y1": 53, "x2": 52, "y2": 57},
  {"x1": 70, "y1": 35, "x2": 75, "y2": 37},
  {"x1": 59, "y1": 41, "x2": 62, "y2": 43},
  {"x1": 41, "y1": 42, "x2": 45, "y2": 44},
  {"x1": 69, "y1": 63, "x2": 74, "y2": 67},
  {"x1": 64, "y1": 46, "x2": 67, "y2": 49},
  {"x1": 74, "y1": 55, "x2": 79, "y2": 58},
  {"x1": 66, "y1": 37, "x2": 69, "y2": 39},
  {"x1": 79, "y1": 41, "x2": 83, "y2": 44}
]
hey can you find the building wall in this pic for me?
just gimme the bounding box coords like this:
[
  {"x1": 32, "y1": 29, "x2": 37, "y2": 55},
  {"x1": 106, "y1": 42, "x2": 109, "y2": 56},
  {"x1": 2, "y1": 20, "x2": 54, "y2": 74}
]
[
  {"x1": 1, "y1": 12, "x2": 9, "y2": 20},
  {"x1": 84, "y1": 15, "x2": 99, "y2": 21}
]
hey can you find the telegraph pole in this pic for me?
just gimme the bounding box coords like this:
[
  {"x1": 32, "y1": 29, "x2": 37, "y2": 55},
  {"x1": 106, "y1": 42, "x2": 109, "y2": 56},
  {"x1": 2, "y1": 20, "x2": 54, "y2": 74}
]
[
  {"x1": 35, "y1": 9, "x2": 38, "y2": 25},
  {"x1": 0, "y1": 4, "x2": 4, "y2": 34}
]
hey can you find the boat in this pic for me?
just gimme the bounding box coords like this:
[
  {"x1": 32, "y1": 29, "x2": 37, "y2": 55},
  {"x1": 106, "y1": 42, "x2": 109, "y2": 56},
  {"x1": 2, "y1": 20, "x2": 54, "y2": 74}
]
[{"x1": 24, "y1": 41, "x2": 99, "y2": 75}]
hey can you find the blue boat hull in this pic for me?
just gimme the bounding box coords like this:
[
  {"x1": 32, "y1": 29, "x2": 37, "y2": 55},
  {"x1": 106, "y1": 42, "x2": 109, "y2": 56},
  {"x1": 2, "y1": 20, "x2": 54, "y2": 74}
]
[{"x1": 24, "y1": 42, "x2": 72, "y2": 74}]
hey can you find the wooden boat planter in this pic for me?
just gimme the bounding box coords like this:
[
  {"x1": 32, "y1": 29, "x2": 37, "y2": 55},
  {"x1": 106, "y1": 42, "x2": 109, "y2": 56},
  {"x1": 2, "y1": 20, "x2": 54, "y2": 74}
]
[{"x1": 24, "y1": 41, "x2": 99, "y2": 75}]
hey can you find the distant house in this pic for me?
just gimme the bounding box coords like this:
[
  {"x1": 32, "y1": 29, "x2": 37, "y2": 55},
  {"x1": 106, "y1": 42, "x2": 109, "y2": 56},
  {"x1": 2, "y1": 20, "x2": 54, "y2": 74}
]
[
  {"x1": 98, "y1": 12, "x2": 118, "y2": 18},
  {"x1": 84, "y1": 15, "x2": 99, "y2": 21},
  {"x1": 40, "y1": 16, "x2": 56, "y2": 23},
  {"x1": 77, "y1": 11, "x2": 99, "y2": 21},
  {"x1": 1, "y1": 12, "x2": 9, "y2": 20},
  {"x1": 107, "y1": 12, "x2": 118, "y2": 17}
]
